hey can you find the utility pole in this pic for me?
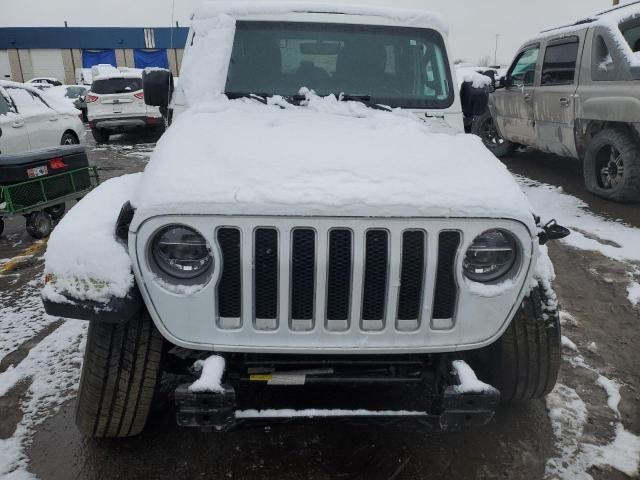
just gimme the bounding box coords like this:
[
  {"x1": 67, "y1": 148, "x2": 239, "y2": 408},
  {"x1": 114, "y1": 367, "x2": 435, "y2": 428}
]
[
  {"x1": 494, "y1": 34, "x2": 500, "y2": 66},
  {"x1": 613, "y1": 0, "x2": 619, "y2": 5}
]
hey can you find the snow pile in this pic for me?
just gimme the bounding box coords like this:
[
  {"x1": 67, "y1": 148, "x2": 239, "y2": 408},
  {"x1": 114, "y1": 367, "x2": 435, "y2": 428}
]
[
  {"x1": 43, "y1": 173, "x2": 141, "y2": 304},
  {"x1": 561, "y1": 335, "x2": 578, "y2": 352},
  {"x1": 627, "y1": 282, "x2": 640, "y2": 306},
  {"x1": 518, "y1": 177, "x2": 640, "y2": 263},
  {"x1": 451, "y1": 360, "x2": 497, "y2": 394},
  {"x1": 189, "y1": 355, "x2": 226, "y2": 393},
  {"x1": 134, "y1": 96, "x2": 535, "y2": 224},
  {"x1": 596, "y1": 375, "x2": 621, "y2": 417}
]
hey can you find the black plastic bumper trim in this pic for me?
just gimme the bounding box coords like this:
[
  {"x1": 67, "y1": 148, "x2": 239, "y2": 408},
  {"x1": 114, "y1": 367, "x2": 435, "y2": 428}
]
[{"x1": 42, "y1": 286, "x2": 142, "y2": 324}]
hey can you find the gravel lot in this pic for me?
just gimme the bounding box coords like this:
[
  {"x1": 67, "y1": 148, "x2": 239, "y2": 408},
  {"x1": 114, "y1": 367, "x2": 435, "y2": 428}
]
[{"x1": 0, "y1": 129, "x2": 638, "y2": 480}]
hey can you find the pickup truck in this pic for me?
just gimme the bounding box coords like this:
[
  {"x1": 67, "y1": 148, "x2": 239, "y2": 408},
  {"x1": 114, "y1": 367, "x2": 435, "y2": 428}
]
[{"x1": 475, "y1": 3, "x2": 640, "y2": 202}]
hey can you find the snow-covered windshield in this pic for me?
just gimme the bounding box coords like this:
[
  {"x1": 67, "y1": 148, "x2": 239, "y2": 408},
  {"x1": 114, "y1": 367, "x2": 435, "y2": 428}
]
[{"x1": 225, "y1": 21, "x2": 453, "y2": 109}]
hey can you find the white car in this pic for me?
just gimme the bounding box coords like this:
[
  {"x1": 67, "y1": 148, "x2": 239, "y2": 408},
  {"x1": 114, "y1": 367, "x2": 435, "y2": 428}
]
[
  {"x1": 86, "y1": 72, "x2": 163, "y2": 143},
  {"x1": 26, "y1": 77, "x2": 63, "y2": 89},
  {"x1": 0, "y1": 80, "x2": 85, "y2": 155}
]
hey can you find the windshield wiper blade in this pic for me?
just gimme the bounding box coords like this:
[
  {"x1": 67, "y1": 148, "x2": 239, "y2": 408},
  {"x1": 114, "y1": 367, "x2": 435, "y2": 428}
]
[
  {"x1": 338, "y1": 94, "x2": 392, "y2": 112},
  {"x1": 225, "y1": 92, "x2": 269, "y2": 104}
]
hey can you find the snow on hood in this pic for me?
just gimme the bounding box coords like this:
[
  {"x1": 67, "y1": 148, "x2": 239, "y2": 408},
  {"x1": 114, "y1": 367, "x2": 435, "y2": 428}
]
[{"x1": 132, "y1": 94, "x2": 535, "y2": 227}]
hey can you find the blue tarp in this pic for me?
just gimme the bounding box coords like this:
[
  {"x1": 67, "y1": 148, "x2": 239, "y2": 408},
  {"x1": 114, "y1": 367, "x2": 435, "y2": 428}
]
[
  {"x1": 82, "y1": 49, "x2": 116, "y2": 68},
  {"x1": 133, "y1": 49, "x2": 169, "y2": 69}
]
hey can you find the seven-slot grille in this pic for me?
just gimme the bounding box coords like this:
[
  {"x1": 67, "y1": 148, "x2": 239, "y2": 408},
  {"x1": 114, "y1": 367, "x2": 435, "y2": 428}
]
[{"x1": 215, "y1": 226, "x2": 460, "y2": 331}]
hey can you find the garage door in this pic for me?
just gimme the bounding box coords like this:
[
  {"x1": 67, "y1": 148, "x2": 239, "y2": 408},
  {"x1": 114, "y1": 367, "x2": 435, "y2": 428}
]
[
  {"x1": 0, "y1": 50, "x2": 11, "y2": 80},
  {"x1": 29, "y1": 49, "x2": 66, "y2": 83}
]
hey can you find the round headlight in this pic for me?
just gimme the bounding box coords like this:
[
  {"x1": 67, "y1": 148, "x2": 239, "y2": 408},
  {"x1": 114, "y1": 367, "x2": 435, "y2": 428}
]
[
  {"x1": 463, "y1": 230, "x2": 518, "y2": 283},
  {"x1": 152, "y1": 226, "x2": 212, "y2": 280}
]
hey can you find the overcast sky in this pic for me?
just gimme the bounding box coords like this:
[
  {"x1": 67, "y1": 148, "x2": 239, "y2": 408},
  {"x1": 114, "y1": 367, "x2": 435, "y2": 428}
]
[{"x1": 4, "y1": 0, "x2": 635, "y2": 65}]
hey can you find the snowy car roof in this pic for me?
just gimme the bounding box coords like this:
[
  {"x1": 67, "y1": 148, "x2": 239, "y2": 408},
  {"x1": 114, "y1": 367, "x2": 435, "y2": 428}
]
[
  {"x1": 92, "y1": 72, "x2": 142, "y2": 81},
  {"x1": 194, "y1": 1, "x2": 448, "y2": 34},
  {"x1": 535, "y1": 3, "x2": 640, "y2": 38}
]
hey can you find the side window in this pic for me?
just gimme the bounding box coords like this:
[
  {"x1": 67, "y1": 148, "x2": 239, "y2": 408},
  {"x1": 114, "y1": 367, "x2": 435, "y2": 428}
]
[
  {"x1": 6, "y1": 87, "x2": 51, "y2": 114},
  {"x1": 541, "y1": 38, "x2": 580, "y2": 86},
  {"x1": 592, "y1": 35, "x2": 616, "y2": 81},
  {"x1": 508, "y1": 46, "x2": 540, "y2": 86},
  {"x1": 0, "y1": 92, "x2": 13, "y2": 116}
]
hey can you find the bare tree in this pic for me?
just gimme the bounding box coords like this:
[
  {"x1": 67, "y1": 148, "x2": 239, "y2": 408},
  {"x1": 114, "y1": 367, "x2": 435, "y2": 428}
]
[{"x1": 476, "y1": 55, "x2": 491, "y2": 67}]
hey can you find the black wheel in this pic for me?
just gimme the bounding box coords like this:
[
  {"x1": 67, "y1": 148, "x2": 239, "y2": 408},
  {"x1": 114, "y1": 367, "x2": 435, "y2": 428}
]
[
  {"x1": 60, "y1": 132, "x2": 79, "y2": 145},
  {"x1": 25, "y1": 210, "x2": 53, "y2": 239},
  {"x1": 0, "y1": 217, "x2": 4, "y2": 237},
  {"x1": 470, "y1": 283, "x2": 561, "y2": 402},
  {"x1": 45, "y1": 203, "x2": 66, "y2": 220},
  {"x1": 91, "y1": 127, "x2": 110, "y2": 144},
  {"x1": 583, "y1": 129, "x2": 640, "y2": 203},
  {"x1": 75, "y1": 310, "x2": 164, "y2": 438},
  {"x1": 471, "y1": 112, "x2": 517, "y2": 158}
]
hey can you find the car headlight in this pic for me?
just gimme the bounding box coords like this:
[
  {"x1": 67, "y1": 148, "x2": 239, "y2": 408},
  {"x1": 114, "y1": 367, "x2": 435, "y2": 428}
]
[
  {"x1": 151, "y1": 226, "x2": 212, "y2": 280},
  {"x1": 463, "y1": 229, "x2": 518, "y2": 282}
]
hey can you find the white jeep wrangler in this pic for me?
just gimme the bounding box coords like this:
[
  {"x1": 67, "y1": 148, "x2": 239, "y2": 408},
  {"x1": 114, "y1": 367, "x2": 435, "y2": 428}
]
[{"x1": 42, "y1": 2, "x2": 567, "y2": 437}]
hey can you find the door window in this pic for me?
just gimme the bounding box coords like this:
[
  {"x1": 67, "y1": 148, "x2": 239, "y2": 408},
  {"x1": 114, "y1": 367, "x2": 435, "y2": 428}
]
[
  {"x1": 541, "y1": 38, "x2": 580, "y2": 86},
  {"x1": 508, "y1": 46, "x2": 540, "y2": 86},
  {"x1": 6, "y1": 87, "x2": 50, "y2": 114},
  {"x1": 0, "y1": 92, "x2": 13, "y2": 116},
  {"x1": 591, "y1": 35, "x2": 616, "y2": 81}
]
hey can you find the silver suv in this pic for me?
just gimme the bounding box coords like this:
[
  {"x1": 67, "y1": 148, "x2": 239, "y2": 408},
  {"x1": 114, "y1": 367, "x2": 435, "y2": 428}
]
[{"x1": 477, "y1": 3, "x2": 640, "y2": 202}]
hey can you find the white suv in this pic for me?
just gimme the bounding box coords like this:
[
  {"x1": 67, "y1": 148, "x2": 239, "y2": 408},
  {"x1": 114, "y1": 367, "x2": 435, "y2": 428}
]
[
  {"x1": 86, "y1": 72, "x2": 163, "y2": 143},
  {"x1": 0, "y1": 80, "x2": 85, "y2": 155}
]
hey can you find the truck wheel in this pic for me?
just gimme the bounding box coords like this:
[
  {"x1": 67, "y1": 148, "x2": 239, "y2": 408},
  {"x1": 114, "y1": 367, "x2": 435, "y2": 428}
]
[
  {"x1": 471, "y1": 112, "x2": 517, "y2": 158},
  {"x1": 583, "y1": 129, "x2": 640, "y2": 203},
  {"x1": 471, "y1": 283, "x2": 561, "y2": 402},
  {"x1": 91, "y1": 128, "x2": 110, "y2": 144},
  {"x1": 25, "y1": 210, "x2": 53, "y2": 239},
  {"x1": 45, "y1": 203, "x2": 66, "y2": 220},
  {"x1": 75, "y1": 310, "x2": 164, "y2": 438}
]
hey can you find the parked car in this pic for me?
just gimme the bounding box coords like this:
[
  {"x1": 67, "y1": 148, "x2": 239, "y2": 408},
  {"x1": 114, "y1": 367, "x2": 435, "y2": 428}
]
[
  {"x1": 0, "y1": 80, "x2": 85, "y2": 155},
  {"x1": 475, "y1": 3, "x2": 640, "y2": 202},
  {"x1": 86, "y1": 72, "x2": 163, "y2": 143},
  {"x1": 46, "y1": 85, "x2": 90, "y2": 121},
  {"x1": 26, "y1": 77, "x2": 63, "y2": 88},
  {"x1": 43, "y1": 2, "x2": 568, "y2": 438}
]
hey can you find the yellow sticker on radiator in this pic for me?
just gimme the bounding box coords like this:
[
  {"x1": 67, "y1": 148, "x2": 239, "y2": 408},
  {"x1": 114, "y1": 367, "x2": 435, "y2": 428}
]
[{"x1": 249, "y1": 374, "x2": 273, "y2": 382}]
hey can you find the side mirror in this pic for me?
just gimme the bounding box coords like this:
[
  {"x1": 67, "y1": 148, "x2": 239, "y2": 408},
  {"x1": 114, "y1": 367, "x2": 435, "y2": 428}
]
[
  {"x1": 460, "y1": 81, "x2": 489, "y2": 117},
  {"x1": 501, "y1": 76, "x2": 514, "y2": 88},
  {"x1": 142, "y1": 68, "x2": 174, "y2": 108}
]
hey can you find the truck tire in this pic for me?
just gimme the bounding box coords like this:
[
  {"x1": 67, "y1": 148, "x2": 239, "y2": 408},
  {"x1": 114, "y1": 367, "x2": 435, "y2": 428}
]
[
  {"x1": 471, "y1": 112, "x2": 517, "y2": 158},
  {"x1": 472, "y1": 283, "x2": 561, "y2": 402},
  {"x1": 75, "y1": 310, "x2": 164, "y2": 438},
  {"x1": 91, "y1": 127, "x2": 110, "y2": 144},
  {"x1": 583, "y1": 129, "x2": 640, "y2": 203}
]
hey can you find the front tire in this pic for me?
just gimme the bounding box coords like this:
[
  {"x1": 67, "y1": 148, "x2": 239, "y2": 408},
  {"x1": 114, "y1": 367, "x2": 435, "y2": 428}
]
[
  {"x1": 75, "y1": 310, "x2": 164, "y2": 438},
  {"x1": 471, "y1": 112, "x2": 517, "y2": 158},
  {"x1": 583, "y1": 129, "x2": 640, "y2": 203},
  {"x1": 472, "y1": 283, "x2": 561, "y2": 402},
  {"x1": 25, "y1": 210, "x2": 53, "y2": 239}
]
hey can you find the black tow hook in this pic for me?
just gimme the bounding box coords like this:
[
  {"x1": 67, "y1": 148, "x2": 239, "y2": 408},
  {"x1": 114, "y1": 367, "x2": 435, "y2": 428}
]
[{"x1": 538, "y1": 219, "x2": 571, "y2": 245}]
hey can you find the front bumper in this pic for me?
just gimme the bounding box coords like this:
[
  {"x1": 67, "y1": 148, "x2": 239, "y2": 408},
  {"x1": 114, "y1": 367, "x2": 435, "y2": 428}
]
[{"x1": 175, "y1": 357, "x2": 500, "y2": 432}]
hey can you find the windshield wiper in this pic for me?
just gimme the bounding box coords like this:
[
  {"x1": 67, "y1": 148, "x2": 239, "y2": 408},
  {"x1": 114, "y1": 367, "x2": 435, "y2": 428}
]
[
  {"x1": 338, "y1": 94, "x2": 392, "y2": 112},
  {"x1": 225, "y1": 92, "x2": 269, "y2": 104}
]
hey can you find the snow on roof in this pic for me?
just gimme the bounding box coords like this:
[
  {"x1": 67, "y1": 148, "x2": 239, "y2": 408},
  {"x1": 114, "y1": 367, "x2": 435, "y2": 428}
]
[
  {"x1": 131, "y1": 93, "x2": 535, "y2": 226},
  {"x1": 93, "y1": 71, "x2": 142, "y2": 81},
  {"x1": 0, "y1": 80, "x2": 78, "y2": 115},
  {"x1": 194, "y1": 1, "x2": 448, "y2": 33}
]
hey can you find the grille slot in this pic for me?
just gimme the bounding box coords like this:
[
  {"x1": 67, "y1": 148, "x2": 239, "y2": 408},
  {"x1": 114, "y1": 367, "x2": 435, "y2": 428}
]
[
  {"x1": 326, "y1": 229, "x2": 352, "y2": 322},
  {"x1": 433, "y1": 231, "x2": 461, "y2": 319},
  {"x1": 217, "y1": 228, "x2": 242, "y2": 322},
  {"x1": 290, "y1": 229, "x2": 316, "y2": 320},
  {"x1": 361, "y1": 230, "x2": 389, "y2": 321},
  {"x1": 254, "y1": 228, "x2": 278, "y2": 323},
  {"x1": 397, "y1": 230, "x2": 426, "y2": 321}
]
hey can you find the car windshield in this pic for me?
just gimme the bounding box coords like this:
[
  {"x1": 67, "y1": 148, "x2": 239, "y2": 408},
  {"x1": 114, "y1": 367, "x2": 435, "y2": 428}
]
[
  {"x1": 225, "y1": 21, "x2": 453, "y2": 109},
  {"x1": 92, "y1": 77, "x2": 142, "y2": 95}
]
